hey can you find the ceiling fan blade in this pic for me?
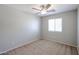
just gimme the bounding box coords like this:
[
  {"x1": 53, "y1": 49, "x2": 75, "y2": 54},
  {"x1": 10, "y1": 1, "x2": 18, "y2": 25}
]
[
  {"x1": 46, "y1": 4, "x2": 51, "y2": 10},
  {"x1": 32, "y1": 8, "x2": 41, "y2": 11},
  {"x1": 35, "y1": 12, "x2": 41, "y2": 15},
  {"x1": 47, "y1": 9, "x2": 55, "y2": 12}
]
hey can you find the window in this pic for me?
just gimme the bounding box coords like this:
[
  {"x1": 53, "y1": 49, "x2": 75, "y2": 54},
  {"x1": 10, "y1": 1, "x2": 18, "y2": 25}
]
[{"x1": 48, "y1": 18, "x2": 62, "y2": 32}]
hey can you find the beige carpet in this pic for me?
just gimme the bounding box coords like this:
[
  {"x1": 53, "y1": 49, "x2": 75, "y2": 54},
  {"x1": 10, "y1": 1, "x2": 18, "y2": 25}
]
[{"x1": 2, "y1": 39, "x2": 78, "y2": 55}]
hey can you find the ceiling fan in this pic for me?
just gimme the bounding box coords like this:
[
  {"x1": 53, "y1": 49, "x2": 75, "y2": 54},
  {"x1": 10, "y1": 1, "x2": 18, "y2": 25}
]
[{"x1": 32, "y1": 4, "x2": 55, "y2": 14}]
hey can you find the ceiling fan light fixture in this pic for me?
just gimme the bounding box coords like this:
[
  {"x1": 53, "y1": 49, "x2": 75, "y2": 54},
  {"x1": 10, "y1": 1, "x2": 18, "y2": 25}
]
[
  {"x1": 41, "y1": 9, "x2": 47, "y2": 14},
  {"x1": 32, "y1": 4, "x2": 55, "y2": 15}
]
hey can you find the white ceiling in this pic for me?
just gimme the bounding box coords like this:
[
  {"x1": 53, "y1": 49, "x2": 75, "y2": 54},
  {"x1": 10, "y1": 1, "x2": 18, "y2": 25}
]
[{"x1": 5, "y1": 4, "x2": 79, "y2": 17}]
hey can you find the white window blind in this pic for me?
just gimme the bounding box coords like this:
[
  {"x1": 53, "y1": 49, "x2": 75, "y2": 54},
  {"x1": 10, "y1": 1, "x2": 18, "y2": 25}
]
[{"x1": 48, "y1": 18, "x2": 62, "y2": 32}]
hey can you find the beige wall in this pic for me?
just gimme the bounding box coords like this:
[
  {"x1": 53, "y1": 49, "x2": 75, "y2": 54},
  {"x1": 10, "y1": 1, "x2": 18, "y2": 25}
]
[
  {"x1": 41, "y1": 10, "x2": 77, "y2": 47},
  {"x1": 0, "y1": 5, "x2": 40, "y2": 53},
  {"x1": 77, "y1": 7, "x2": 79, "y2": 47},
  {"x1": 77, "y1": 7, "x2": 79, "y2": 54}
]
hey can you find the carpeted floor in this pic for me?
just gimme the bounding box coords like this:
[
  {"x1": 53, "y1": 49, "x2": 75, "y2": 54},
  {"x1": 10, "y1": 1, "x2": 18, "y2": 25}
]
[{"x1": 2, "y1": 39, "x2": 78, "y2": 55}]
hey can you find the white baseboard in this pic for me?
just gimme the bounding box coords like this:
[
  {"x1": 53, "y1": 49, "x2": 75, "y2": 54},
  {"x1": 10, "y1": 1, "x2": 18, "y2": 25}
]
[
  {"x1": 0, "y1": 38, "x2": 39, "y2": 54},
  {"x1": 44, "y1": 38, "x2": 77, "y2": 47}
]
